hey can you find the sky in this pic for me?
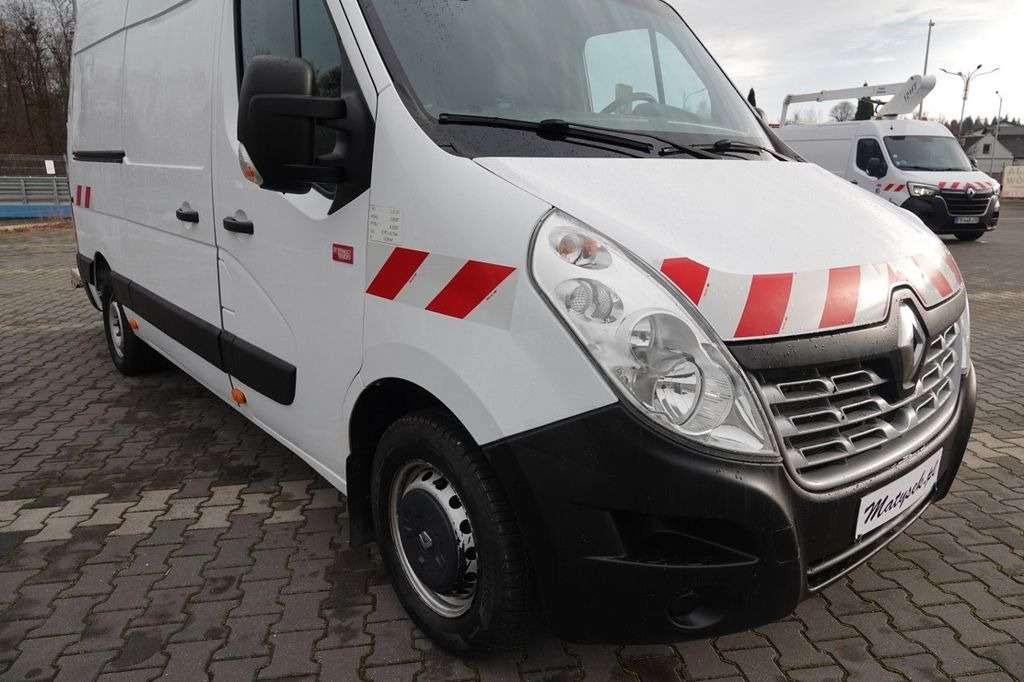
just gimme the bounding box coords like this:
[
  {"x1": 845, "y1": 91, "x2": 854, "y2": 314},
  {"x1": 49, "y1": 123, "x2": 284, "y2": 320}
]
[{"x1": 679, "y1": 0, "x2": 1023, "y2": 125}]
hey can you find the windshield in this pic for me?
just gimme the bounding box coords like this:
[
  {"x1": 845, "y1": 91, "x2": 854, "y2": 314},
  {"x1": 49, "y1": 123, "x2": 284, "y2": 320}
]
[
  {"x1": 361, "y1": 0, "x2": 773, "y2": 156},
  {"x1": 883, "y1": 135, "x2": 971, "y2": 172}
]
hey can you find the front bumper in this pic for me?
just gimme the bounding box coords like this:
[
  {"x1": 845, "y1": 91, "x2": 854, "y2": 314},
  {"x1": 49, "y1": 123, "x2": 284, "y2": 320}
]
[
  {"x1": 902, "y1": 195, "x2": 999, "y2": 234},
  {"x1": 483, "y1": 365, "x2": 976, "y2": 644}
]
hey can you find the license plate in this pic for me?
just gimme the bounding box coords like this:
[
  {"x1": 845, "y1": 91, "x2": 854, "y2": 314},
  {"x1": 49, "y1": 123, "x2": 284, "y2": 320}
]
[
  {"x1": 954, "y1": 216, "x2": 980, "y2": 225},
  {"x1": 856, "y1": 451, "x2": 942, "y2": 539}
]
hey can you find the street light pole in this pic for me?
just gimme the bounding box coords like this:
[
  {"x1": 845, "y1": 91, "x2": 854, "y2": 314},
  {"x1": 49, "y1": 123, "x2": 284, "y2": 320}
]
[
  {"x1": 940, "y1": 64, "x2": 1000, "y2": 142},
  {"x1": 990, "y1": 91, "x2": 1004, "y2": 174},
  {"x1": 918, "y1": 20, "x2": 935, "y2": 119}
]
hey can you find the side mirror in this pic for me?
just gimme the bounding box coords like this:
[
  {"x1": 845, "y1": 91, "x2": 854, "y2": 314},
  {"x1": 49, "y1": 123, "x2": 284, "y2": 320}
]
[
  {"x1": 238, "y1": 55, "x2": 373, "y2": 202},
  {"x1": 969, "y1": 157, "x2": 978, "y2": 170},
  {"x1": 866, "y1": 157, "x2": 887, "y2": 179},
  {"x1": 755, "y1": 107, "x2": 768, "y2": 123}
]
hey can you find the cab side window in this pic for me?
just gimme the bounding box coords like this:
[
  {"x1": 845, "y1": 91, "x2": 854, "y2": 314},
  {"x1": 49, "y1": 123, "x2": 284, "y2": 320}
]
[
  {"x1": 237, "y1": 0, "x2": 348, "y2": 158},
  {"x1": 856, "y1": 138, "x2": 884, "y2": 173}
]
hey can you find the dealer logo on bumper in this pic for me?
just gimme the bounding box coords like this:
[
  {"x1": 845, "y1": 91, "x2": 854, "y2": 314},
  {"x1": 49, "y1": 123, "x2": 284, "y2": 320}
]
[{"x1": 856, "y1": 451, "x2": 942, "y2": 539}]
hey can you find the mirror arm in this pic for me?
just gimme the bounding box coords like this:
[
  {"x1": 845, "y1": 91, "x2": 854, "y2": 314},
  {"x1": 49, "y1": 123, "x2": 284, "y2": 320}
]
[{"x1": 249, "y1": 94, "x2": 347, "y2": 121}]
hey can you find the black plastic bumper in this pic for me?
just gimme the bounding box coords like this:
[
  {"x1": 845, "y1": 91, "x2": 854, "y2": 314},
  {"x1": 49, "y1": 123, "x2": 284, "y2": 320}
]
[
  {"x1": 901, "y1": 195, "x2": 998, "y2": 234},
  {"x1": 483, "y1": 365, "x2": 976, "y2": 644}
]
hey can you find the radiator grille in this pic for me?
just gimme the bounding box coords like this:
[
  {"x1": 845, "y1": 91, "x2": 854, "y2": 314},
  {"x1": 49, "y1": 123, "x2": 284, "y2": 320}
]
[{"x1": 756, "y1": 323, "x2": 962, "y2": 491}]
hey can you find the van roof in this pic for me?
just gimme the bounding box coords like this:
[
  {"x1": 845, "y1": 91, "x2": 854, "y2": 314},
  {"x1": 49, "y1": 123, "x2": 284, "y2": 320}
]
[{"x1": 779, "y1": 119, "x2": 953, "y2": 138}]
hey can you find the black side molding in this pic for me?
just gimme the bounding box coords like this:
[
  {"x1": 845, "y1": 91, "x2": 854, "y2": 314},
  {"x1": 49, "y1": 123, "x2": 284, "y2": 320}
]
[
  {"x1": 72, "y1": 150, "x2": 126, "y2": 164},
  {"x1": 108, "y1": 270, "x2": 296, "y2": 405}
]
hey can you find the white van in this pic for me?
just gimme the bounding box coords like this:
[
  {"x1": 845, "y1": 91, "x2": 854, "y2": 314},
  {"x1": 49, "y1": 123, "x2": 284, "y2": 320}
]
[
  {"x1": 778, "y1": 119, "x2": 1001, "y2": 241},
  {"x1": 69, "y1": 0, "x2": 976, "y2": 653}
]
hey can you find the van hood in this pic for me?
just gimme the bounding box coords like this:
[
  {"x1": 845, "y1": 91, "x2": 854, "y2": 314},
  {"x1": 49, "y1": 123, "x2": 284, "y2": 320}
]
[{"x1": 477, "y1": 158, "x2": 964, "y2": 342}]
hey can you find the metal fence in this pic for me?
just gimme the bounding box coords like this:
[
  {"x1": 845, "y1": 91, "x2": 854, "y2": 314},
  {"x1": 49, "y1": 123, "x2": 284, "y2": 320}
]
[
  {"x1": 0, "y1": 176, "x2": 72, "y2": 205},
  {"x1": 0, "y1": 154, "x2": 68, "y2": 177}
]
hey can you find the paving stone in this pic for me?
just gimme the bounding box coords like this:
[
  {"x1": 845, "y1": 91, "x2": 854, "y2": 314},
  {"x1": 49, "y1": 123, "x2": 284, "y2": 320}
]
[
  {"x1": 64, "y1": 609, "x2": 143, "y2": 655},
  {"x1": 232, "y1": 578, "x2": 288, "y2": 617},
  {"x1": 674, "y1": 639, "x2": 741, "y2": 680},
  {"x1": 130, "y1": 586, "x2": 200, "y2": 629},
  {"x1": 95, "y1": 575, "x2": 161, "y2": 613},
  {"x1": 839, "y1": 611, "x2": 922, "y2": 657},
  {"x1": 364, "y1": 619, "x2": 421, "y2": 667},
  {"x1": 53, "y1": 494, "x2": 108, "y2": 518},
  {"x1": 3, "y1": 634, "x2": 77, "y2": 682},
  {"x1": 756, "y1": 621, "x2": 834, "y2": 669},
  {"x1": 210, "y1": 613, "x2": 278, "y2": 661},
  {"x1": 29, "y1": 595, "x2": 103, "y2": 638},
  {"x1": 719, "y1": 647, "x2": 785, "y2": 681},
  {"x1": 272, "y1": 591, "x2": 328, "y2": 633},
  {"x1": 169, "y1": 598, "x2": 234, "y2": 642},
  {"x1": 161, "y1": 639, "x2": 222, "y2": 680},
  {"x1": 814, "y1": 638, "x2": 902, "y2": 682},
  {"x1": 861, "y1": 588, "x2": 944, "y2": 630},
  {"x1": 259, "y1": 629, "x2": 322, "y2": 679},
  {"x1": 209, "y1": 656, "x2": 269, "y2": 681},
  {"x1": 926, "y1": 603, "x2": 1015, "y2": 647},
  {"x1": 317, "y1": 605, "x2": 373, "y2": 650},
  {"x1": 905, "y1": 626, "x2": 1001, "y2": 676},
  {"x1": 54, "y1": 650, "x2": 119, "y2": 682}
]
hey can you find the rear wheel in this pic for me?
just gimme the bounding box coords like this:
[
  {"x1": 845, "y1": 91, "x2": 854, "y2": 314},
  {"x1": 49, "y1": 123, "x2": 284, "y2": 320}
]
[
  {"x1": 955, "y1": 232, "x2": 984, "y2": 242},
  {"x1": 371, "y1": 410, "x2": 538, "y2": 654},
  {"x1": 102, "y1": 287, "x2": 161, "y2": 375}
]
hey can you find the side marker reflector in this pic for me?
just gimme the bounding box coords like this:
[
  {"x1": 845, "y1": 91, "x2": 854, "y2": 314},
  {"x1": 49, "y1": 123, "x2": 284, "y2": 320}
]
[
  {"x1": 231, "y1": 388, "x2": 247, "y2": 405},
  {"x1": 128, "y1": 319, "x2": 139, "y2": 331}
]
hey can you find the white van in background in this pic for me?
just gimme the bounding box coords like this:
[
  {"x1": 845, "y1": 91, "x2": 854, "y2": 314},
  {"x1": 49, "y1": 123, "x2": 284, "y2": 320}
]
[
  {"x1": 70, "y1": 0, "x2": 977, "y2": 654},
  {"x1": 778, "y1": 120, "x2": 1001, "y2": 241}
]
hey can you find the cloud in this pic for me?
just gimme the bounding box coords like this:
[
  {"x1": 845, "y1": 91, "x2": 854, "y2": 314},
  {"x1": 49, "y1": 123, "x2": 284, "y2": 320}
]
[{"x1": 676, "y1": 0, "x2": 1022, "y2": 122}]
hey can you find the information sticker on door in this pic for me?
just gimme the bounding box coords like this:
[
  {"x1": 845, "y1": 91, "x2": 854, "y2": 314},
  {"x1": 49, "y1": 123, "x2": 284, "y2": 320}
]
[{"x1": 369, "y1": 205, "x2": 402, "y2": 245}]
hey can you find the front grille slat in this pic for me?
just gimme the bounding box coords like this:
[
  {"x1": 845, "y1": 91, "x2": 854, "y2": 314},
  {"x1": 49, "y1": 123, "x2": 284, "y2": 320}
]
[
  {"x1": 756, "y1": 322, "x2": 963, "y2": 490},
  {"x1": 940, "y1": 190, "x2": 991, "y2": 217}
]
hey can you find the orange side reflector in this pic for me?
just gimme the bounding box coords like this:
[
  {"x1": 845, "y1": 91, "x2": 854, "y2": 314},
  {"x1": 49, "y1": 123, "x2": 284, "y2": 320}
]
[
  {"x1": 128, "y1": 319, "x2": 139, "y2": 330},
  {"x1": 231, "y1": 388, "x2": 247, "y2": 405}
]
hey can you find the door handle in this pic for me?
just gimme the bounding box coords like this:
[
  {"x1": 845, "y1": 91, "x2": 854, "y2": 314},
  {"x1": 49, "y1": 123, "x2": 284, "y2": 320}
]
[
  {"x1": 175, "y1": 207, "x2": 200, "y2": 223},
  {"x1": 223, "y1": 216, "x2": 254, "y2": 235}
]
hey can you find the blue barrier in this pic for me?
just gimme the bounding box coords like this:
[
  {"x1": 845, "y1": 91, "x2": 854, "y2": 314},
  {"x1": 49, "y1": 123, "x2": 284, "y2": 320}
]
[{"x1": 0, "y1": 204, "x2": 72, "y2": 220}]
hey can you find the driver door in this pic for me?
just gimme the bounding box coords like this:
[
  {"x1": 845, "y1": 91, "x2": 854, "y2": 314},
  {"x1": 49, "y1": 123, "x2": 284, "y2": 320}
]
[{"x1": 210, "y1": 0, "x2": 376, "y2": 463}]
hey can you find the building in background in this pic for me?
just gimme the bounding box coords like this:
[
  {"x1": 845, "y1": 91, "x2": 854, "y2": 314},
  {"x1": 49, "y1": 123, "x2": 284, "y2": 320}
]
[{"x1": 966, "y1": 125, "x2": 1024, "y2": 176}]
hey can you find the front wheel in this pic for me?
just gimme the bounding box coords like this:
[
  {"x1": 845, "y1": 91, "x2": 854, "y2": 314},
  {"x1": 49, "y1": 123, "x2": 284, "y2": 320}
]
[
  {"x1": 371, "y1": 410, "x2": 538, "y2": 654},
  {"x1": 955, "y1": 231, "x2": 984, "y2": 242}
]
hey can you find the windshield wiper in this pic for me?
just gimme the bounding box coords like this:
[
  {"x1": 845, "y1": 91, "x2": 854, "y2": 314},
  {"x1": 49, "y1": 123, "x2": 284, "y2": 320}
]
[
  {"x1": 692, "y1": 139, "x2": 793, "y2": 161},
  {"x1": 438, "y1": 114, "x2": 656, "y2": 156}
]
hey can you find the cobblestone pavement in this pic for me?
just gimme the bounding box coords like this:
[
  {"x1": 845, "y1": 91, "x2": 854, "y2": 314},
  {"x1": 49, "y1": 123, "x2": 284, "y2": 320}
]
[{"x1": 1, "y1": 204, "x2": 1024, "y2": 681}]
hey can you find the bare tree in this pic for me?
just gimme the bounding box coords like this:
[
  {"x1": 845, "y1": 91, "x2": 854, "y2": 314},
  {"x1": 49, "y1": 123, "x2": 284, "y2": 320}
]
[
  {"x1": 830, "y1": 101, "x2": 856, "y2": 122},
  {"x1": 0, "y1": 0, "x2": 75, "y2": 154}
]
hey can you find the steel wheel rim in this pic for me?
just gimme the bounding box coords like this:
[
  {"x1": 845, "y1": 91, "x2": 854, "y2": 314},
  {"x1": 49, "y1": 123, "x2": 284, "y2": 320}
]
[
  {"x1": 389, "y1": 460, "x2": 478, "y2": 619},
  {"x1": 108, "y1": 299, "x2": 126, "y2": 359}
]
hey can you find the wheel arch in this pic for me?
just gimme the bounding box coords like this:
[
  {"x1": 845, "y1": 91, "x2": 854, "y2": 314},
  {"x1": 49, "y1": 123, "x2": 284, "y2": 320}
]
[{"x1": 346, "y1": 378, "x2": 457, "y2": 547}]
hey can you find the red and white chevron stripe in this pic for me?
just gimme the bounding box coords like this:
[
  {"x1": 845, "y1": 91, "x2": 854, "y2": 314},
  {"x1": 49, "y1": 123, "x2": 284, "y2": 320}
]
[
  {"x1": 937, "y1": 180, "x2": 997, "y2": 191},
  {"x1": 74, "y1": 184, "x2": 93, "y2": 208},
  {"x1": 365, "y1": 244, "x2": 518, "y2": 328},
  {"x1": 661, "y1": 246, "x2": 963, "y2": 341}
]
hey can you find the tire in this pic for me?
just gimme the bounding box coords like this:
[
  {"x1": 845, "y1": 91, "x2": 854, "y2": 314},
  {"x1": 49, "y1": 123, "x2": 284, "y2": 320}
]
[
  {"x1": 955, "y1": 232, "x2": 984, "y2": 242},
  {"x1": 371, "y1": 410, "x2": 538, "y2": 654},
  {"x1": 101, "y1": 286, "x2": 161, "y2": 376}
]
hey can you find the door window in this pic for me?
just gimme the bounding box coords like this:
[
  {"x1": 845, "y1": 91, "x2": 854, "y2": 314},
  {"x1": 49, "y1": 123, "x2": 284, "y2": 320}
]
[
  {"x1": 855, "y1": 138, "x2": 884, "y2": 173},
  {"x1": 237, "y1": 0, "x2": 348, "y2": 158}
]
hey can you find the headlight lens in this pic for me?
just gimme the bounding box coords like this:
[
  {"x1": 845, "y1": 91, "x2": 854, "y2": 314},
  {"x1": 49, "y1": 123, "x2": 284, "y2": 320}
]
[
  {"x1": 531, "y1": 209, "x2": 776, "y2": 459},
  {"x1": 908, "y1": 183, "x2": 938, "y2": 198},
  {"x1": 959, "y1": 300, "x2": 971, "y2": 372}
]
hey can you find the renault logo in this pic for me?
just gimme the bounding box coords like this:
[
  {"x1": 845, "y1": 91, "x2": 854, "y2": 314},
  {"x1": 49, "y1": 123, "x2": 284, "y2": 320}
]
[
  {"x1": 896, "y1": 303, "x2": 927, "y2": 389},
  {"x1": 966, "y1": 187, "x2": 976, "y2": 199}
]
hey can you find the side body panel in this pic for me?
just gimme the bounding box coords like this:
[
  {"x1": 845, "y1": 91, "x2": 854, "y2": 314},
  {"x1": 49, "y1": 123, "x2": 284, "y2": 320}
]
[{"x1": 361, "y1": 88, "x2": 616, "y2": 446}]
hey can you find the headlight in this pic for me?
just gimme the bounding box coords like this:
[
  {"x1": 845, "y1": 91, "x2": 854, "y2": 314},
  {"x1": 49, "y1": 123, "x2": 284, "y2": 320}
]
[
  {"x1": 908, "y1": 183, "x2": 938, "y2": 198},
  {"x1": 959, "y1": 300, "x2": 971, "y2": 373},
  {"x1": 531, "y1": 209, "x2": 776, "y2": 460}
]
